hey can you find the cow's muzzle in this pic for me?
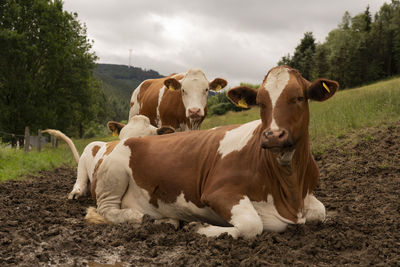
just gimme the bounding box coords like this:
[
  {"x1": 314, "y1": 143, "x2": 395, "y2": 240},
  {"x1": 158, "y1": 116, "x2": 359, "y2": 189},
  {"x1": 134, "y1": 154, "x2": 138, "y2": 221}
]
[
  {"x1": 261, "y1": 128, "x2": 293, "y2": 152},
  {"x1": 188, "y1": 108, "x2": 203, "y2": 119}
]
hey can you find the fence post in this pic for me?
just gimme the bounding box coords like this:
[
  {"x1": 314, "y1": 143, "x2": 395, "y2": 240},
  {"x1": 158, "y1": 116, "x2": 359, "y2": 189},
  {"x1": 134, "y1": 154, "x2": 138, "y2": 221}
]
[
  {"x1": 24, "y1": 126, "x2": 30, "y2": 153},
  {"x1": 38, "y1": 129, "x2": 42, "y2": 152},
  {"x1": 55, "y1": 138, "x2": 59, "y2": 148},
  {"x1": 51, "y1": 135, "x2": 55, "y2": 148}
]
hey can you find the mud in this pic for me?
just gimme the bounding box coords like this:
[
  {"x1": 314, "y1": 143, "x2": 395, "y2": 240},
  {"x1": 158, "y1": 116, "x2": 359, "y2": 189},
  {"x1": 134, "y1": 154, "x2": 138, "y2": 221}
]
[{"x1": 1, "y1": 122, "x2": 399, "y2": 266}]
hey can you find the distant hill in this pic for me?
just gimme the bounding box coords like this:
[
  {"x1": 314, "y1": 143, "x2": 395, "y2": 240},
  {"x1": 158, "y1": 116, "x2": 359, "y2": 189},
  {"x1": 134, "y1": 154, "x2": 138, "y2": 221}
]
[
  {"x1": 94, "y1": 64, "x2": 164, "y2": 100},
  {"x1": 92, "y1": 64, "x2": 164, "y2": 122}
]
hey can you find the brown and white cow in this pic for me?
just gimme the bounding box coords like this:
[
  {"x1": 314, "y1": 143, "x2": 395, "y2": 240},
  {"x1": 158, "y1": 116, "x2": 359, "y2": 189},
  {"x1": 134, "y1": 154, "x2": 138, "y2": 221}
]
[
  {"x1": 42, "y1": 115, "x2": 174, "y2": 200},
  {"x1": 86, "y1": 66, "x2": 338, "y2": 239},
  {"x1": 129, "y1": 69, "x2": 227, "y2": 131}
]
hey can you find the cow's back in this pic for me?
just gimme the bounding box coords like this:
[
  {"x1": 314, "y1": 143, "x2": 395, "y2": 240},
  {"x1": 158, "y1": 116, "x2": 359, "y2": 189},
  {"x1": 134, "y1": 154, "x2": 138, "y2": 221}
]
[{"x1": 129, "y1": 74, "x2": 185, "y2": 128}]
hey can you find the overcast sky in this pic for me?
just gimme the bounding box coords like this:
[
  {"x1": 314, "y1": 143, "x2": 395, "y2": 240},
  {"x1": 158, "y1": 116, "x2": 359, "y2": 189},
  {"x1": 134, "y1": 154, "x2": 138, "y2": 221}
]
[{"x1": 63, "y1": 0, "x2": 388, "y2": 87}]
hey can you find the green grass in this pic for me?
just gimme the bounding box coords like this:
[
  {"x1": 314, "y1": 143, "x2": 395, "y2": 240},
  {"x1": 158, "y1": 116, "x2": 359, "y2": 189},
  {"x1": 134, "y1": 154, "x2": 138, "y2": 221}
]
[{"x1": 0, "y1": 135, "x2": 117, "y2": 182}]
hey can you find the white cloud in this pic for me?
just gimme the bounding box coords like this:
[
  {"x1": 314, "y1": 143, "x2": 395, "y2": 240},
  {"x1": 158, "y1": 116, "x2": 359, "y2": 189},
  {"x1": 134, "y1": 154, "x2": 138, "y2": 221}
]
[{"x1": 64, "y1": 0, "x2": 389, "y2": 86}]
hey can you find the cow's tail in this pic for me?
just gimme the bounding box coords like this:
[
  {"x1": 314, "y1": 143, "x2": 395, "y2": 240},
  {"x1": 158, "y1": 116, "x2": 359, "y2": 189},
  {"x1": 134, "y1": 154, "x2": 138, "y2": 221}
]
[
  {"x1": 85, "y1": 207, "x2": 110, "y2": 224},
  {"x1": 41, "y1": 129, "x2": 80, "y2": 164}
]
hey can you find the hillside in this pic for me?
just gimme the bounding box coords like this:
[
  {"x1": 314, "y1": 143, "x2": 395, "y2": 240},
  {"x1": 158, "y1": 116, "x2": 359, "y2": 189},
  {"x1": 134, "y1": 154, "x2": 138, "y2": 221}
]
[
  {"x1": 92, "y1": 64, "x2": 164, "y2": 121},
  {"x1": 93, "y1": 64, "x2": 164, "y2": 100}
]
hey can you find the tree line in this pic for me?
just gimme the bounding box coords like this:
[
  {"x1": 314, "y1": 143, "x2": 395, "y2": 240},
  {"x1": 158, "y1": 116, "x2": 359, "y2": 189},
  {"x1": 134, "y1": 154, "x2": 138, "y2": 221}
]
[
  {"x1": 0, "y1": 0, "x2": 124, "y2": 140},
  {"x1": 278, "y1": 1, "x2": 400, "y2": 89}
]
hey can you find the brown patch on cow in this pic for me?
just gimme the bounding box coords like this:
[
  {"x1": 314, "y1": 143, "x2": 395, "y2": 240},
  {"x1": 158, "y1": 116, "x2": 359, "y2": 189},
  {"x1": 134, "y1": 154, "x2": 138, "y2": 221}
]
[
  {"x1": 130, "y1": 102, "x2": 134, "y2": 108},
  {"x1": 105, "y1": 141, "x2": 119, "y2": 155},
  {"x1": 134, "y1": 74, "x2": 187, "y2": 129},
  {"x1": 91, "y1": 158, "x2": 103, "y2": 200},
  {"x1": 91, "y1": 145, "x2": 101, "y2": 158},
  {"x1": 123, "y1": 128, "x2": 232, "y2": 212}
]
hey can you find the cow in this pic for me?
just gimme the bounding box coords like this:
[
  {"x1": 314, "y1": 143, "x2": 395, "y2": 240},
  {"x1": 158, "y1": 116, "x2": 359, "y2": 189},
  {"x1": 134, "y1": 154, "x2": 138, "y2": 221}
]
[
  {"x1": 42, "y1": 115, "x2": 175, "y2": 200},
  {"x1": 85, "y1": 66, "x2": 339, "y2": 239},
  {"x1": 129, "y1": 69, "x2": 228, "y2": 131}
]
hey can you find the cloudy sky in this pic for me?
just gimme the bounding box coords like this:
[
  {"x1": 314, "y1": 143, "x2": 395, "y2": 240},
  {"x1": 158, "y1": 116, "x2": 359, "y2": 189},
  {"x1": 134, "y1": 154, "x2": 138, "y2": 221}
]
[{"x1": 63, "y1": 0, "x2": 388, "y2": 87}]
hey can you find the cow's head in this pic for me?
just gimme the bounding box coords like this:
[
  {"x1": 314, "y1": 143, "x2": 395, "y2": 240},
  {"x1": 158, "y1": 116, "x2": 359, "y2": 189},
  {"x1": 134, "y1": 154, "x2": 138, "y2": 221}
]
[
  {"x1": 164, "y1": 69, "x2": 227, "y2": 124},
  {"x1": 107, "y1": 115, "x2": 175, "y2": 139},
  {"x1": 227, "y1": 66, "x2": 338, "y2": 165}
]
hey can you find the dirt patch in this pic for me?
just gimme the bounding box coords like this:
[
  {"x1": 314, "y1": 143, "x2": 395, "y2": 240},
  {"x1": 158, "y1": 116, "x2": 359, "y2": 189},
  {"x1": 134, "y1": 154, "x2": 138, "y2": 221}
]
[{"x1": 1, "y1": 122, "x2": 399, "y2": 266}]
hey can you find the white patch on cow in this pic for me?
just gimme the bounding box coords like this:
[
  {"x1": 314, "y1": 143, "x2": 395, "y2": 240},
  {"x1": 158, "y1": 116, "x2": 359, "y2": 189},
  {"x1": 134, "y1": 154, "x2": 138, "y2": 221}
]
[
  {"x1": 156, "y1": 86, "x2": 166, "y2": 127},
  {"x1": 129, "y1": 81, "x2": 144, "y2": 120},
  {"x1": 252, "y1": 194, "x2": 292, "y2": 232},
  {"x1": 264, "y1": 67, "x2": 290, "y2": 130},
  {"x1": 181, "y1": 69, "x2": 209, "y2": 118},
  {"x1": 197, "y1": 225, "x2": 240, "y2": 239},
  {"x1": 303, "y1": 193, "x2": 326, "y2": 223},
  {"x1": 230, "y1": 196, "x2": 263, "y2": 238},
  {"x1": 218, "y1": 120, "x2": 261, "y2": 159},
  {"x1": 68, "y1": 141, "x2": 106, "y2": 199},
  {"x1": 119, "y1": 115, "x2": 157, "y2": 139},
  {"x1": 197, "y1": 196, "x2": 263, "y2": 239},
  {"x1": 95, "y1": 142, "x2": 144, "y2": 224}
]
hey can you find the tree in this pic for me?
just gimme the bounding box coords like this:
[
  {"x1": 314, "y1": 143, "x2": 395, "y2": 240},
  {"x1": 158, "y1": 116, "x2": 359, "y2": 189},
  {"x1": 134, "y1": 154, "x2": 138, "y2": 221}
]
[
  {"x1": 278, "y1": 32, "x2": 316, "y2": 80},
  {"x1": 0, "y1": 0, "x2": 99, "y2": 138}
]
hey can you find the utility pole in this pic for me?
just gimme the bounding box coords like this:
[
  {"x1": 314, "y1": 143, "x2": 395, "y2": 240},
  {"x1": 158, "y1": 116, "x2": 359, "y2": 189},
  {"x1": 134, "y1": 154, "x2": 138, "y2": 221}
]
[{"x1": 128, "y1": 49, "x2": 132, "y2": 68}]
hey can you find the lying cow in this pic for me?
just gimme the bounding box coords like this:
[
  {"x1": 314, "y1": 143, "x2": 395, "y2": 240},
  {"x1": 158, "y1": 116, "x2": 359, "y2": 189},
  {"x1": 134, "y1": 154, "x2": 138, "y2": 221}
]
[
  {"x1": 42, "y1": 115, "x2": 174, "y2": 200},
  {"x1": 86, "y1": 66, "x2": 338, "y2": 239},
  {"x1": 129, "y1": 69, "x2": 227, "y2": 131}
]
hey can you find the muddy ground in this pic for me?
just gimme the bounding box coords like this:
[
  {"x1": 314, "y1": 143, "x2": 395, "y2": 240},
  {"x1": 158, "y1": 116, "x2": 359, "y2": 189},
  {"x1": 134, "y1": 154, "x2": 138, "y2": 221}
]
[{"x1": 1, "y1": 122, "x2": 399, "y2": 266}]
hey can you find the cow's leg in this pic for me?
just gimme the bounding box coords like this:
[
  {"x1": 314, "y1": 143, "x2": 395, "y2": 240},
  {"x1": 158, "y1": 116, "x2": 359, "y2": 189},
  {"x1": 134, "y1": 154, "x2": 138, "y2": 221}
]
[
  {"x1": 197, "y1": 194, "x2": 263, "y2": 239},
  {"x1": 68, "y1": 160, "x2": 89, "y2": 200},
  {"x1": 304, "y1": 194, "x2": 326, "y2": 223},
  {"x1": 94, "y1": 166, "x2": 143, "y2": 225}
]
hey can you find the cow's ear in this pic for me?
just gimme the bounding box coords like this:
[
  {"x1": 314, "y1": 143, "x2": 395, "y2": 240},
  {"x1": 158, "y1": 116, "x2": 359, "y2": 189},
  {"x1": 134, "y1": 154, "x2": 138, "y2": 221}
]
[
  {"x1": 156, "y1": 125, "x2": 175, "y2": 135},
  {"x1": 209, "y1": 78, "x2": 228, "y2": 91},
  {"x1": 227, "y1": 86, "x2": 257, "y2": 109},
  {"x1": 107, "y1": 121, "x2": 125, "y2": 136},
  {"x1": 306, "y1": 79, "x2": 339, "y2": 102},
  {"x1": 164, "y1": 78, "x2": 182, "y2": 91}
]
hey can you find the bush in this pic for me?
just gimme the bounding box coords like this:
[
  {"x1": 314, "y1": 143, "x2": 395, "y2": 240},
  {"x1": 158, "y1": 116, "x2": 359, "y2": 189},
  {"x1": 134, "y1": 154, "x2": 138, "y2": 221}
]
[
  {"x1": 207, "y1": 92, "x2": 245, "y2": 116},
  {"x1": 209, "y1": 103, "x2": 233, "y2": 115},
  {"x1": 83, "y1": 122, "x2": 108, "y2": 139}
]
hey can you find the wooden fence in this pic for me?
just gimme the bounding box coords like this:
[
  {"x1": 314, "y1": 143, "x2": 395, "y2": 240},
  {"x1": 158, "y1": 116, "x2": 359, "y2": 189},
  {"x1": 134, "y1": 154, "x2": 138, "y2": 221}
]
[{"x1": 0, "y1": 126, "x2": 58, "y2": 152}]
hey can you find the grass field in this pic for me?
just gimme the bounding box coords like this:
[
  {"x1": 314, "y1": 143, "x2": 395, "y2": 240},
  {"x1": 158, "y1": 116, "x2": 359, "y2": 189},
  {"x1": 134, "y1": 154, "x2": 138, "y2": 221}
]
[
  {"x1": 0, "y1": 136, "x2": 117, "y2": 182},
  {"x1": 1, "y1": 76, "x2": 399, "y2": 181}
]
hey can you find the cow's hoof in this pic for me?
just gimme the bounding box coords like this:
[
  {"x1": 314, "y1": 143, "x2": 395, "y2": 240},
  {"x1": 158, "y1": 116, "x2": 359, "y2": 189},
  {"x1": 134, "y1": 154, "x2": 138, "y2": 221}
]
[
  {"x1": 68, "y1": 189, "x2": 82, "y2": 200},
  {"x1": 305, "y1": 206, "x2": 326, "y2": 223}
]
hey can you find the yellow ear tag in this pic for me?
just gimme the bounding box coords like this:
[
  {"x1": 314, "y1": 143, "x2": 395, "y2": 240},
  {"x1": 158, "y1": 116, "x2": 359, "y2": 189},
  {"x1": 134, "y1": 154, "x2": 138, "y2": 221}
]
[
  {"x1": 322, "y1": 82, "x2": 330, "y2": 93},
  {"x1": 215, "y1": 84, "x2": 222, "y2": 91},
  {"x1": 168, "y1": 85, "x2": 175, "y2": 91},
  {"x1": 112, "y1": 130, "x2": 118, "y2": 137},
  {"x1": 237, "y1": 98, "x2": 248, "y2": 108}
]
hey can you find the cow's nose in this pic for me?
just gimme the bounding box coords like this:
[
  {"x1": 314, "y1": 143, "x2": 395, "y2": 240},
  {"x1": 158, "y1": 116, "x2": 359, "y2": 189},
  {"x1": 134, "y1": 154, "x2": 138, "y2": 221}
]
[
  {"x1": 265, "y1": 129, "x2": 287, "y2": 140},
  {"x1": 262, "y1": 128, "x2": 290, "y2": 149},
  {"x1": 188, "y1": 108, "x2": 201, "y2": 118}
]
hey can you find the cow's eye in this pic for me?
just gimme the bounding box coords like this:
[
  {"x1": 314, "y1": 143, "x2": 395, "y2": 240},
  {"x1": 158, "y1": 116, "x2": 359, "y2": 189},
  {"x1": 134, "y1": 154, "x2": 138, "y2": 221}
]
[
  {"x1": 297, "y1": 97, "x2": 305, "y2": 102},
  {"x1": 205, "y1": 88, "x2": 209, "y2": 92},
  {"x1": 182, "y1": 89, "x2": 185, "y2": 93}
]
